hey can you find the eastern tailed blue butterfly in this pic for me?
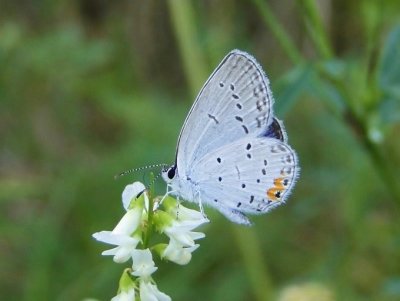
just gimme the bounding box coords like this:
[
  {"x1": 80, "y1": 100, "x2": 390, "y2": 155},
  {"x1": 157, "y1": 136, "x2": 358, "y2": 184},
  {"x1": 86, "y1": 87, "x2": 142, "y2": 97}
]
[{"x1": 161, "y1": 50, "x2": 299, "y2": 225}]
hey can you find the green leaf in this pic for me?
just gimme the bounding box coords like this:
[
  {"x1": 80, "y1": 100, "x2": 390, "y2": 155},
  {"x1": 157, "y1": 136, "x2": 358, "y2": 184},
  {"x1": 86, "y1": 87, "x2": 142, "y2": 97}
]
[
  {"x1": 379, "y1": 97, "x2": 400, "y2": 124},
  {"x1": 274, "y1": 64, "x2": 314, "y2": 116},
  {"x1": 382, "y1": 277, "x2": 400, "y2": 298},
  {"x1": 378, "y1": 25, "x2": 400, "y2": 99},
  {"x1": 310, "y1": 77, "x2": 346, "y2": 117}
]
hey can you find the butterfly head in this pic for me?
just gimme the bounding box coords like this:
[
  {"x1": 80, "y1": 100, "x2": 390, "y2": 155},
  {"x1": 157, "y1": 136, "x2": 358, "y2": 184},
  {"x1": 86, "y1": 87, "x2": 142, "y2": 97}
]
[{"x1": 161, "y1": 164, "x2": 177, "y2": 184}]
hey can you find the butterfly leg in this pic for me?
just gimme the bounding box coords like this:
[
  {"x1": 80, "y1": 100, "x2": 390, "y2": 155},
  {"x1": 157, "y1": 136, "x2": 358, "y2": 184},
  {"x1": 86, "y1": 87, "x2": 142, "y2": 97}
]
[
  {"x1": 195, "y1": 190, "x2": 208, "y2": 220},
  {"x1": 155, "y1": 185, "x2": 176, "y2": 209}
]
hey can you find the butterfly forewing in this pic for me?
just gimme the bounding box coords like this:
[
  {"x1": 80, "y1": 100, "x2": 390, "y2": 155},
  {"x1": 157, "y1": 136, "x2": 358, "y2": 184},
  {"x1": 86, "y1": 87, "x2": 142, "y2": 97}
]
[{"x1": 176, "y1": 50, "x2": 275, "y2": 178}]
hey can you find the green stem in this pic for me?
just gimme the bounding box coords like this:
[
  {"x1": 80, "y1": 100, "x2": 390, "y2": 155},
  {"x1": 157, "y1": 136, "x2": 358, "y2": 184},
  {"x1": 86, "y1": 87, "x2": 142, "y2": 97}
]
[
  {"x1": 167, "y1": 0, "x2": 209, "y2": 99},
  {"x1": 143, "y1": 198, "x2": 154, "y2": 249},
  {"x1": 362, "y1": 1, "x2": 383, "y2": 107},
  {"x1": 232, "y1": 227, "x2": 273, "y2": 301},
  {"x1": 363, "y1": 136, "x2": 400, "y2": 203},
  {"x1": 299, "y1": 0, "x2": 333, "y2": 59},
  {"x1": 252, "y1": 0, "x2": 303, "y2": 64}
]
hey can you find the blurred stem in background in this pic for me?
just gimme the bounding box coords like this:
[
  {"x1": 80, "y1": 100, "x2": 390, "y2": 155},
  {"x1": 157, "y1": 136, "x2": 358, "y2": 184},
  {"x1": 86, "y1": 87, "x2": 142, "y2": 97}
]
[
  {"x1": 299, "y1": 0, "x2": 333, "y2": 60},
  {"x1": 252, "y1": 0, "x2": 303, "y2": 65},
  {"x1": 167, "y1": 0, "x2": 209, "y2": 100},
  {"x1": 233, "y1": 227, "x2": 273, "y2": 301}
]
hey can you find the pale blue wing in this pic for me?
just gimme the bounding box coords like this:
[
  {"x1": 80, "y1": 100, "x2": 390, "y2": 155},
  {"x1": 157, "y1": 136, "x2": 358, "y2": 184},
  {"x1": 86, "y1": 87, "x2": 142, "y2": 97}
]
[
  {"x1": 176, "y1": 50, "x2": 275, "y2": 179},
  {"x1": 191, "y1": 136, "x2": 299, "y2": 224}
]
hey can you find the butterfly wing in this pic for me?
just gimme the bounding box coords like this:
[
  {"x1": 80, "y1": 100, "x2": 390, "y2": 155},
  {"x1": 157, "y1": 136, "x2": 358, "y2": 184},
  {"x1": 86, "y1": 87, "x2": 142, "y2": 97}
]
[
  {"x1": 176, "y1": 50, "x2": 275, "y2": 178},
  {"x1": 191, "y1": 136, "x2": 299, "y2": 225}
]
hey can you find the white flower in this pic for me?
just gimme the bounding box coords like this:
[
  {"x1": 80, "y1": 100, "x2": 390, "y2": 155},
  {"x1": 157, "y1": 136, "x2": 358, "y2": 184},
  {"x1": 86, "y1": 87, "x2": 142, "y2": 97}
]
[
  {"x1": 161, "y1": 198, "x2": 208, "y2": 247},
  {"x1": 157, "y1": 201, "x2": 208, "y2": 265},
  {"x1": 122, "y1": 182, "x2": 148, "y2": 211},
  {"x1": 111, "y1": 287, "x2": 136, "y2": 301},
  {"x1": 163, "y1": 220, "x2": 206, "y2": 247},
  {"x1": 163, "y1": 197, "x2": 209, "y2": 223},
  {"x1": 131, "y1": 249, "x2": 158, "y2": 279},
  {"x1": 92, "y1": 207, "x2": 143, "y2": 263},
  {"x1": 140, "y1": 280, "x2": 171, "y2": 301},
  {"x1": 162, "y1": 239, "x2": 199, "y2": 265}
]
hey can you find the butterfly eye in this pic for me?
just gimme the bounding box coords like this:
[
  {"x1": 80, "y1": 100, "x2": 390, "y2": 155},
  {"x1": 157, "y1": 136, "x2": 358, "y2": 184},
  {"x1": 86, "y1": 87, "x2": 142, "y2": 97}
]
[{"x1": 167, "y1": 166, "x2": 176, "y2": 179}]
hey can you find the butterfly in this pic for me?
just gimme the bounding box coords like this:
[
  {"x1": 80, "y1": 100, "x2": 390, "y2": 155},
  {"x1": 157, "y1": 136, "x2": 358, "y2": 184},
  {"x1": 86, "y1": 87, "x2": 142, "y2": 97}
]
[{"x1": 161, "y1": 50, "x2": 299, "y2": 225}]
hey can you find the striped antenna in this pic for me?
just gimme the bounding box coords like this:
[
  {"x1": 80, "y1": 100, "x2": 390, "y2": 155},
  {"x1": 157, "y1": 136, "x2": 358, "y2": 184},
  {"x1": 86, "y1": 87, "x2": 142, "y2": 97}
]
[{"x1": 114, "y1": 163, "x2": 167, "y2": 179}]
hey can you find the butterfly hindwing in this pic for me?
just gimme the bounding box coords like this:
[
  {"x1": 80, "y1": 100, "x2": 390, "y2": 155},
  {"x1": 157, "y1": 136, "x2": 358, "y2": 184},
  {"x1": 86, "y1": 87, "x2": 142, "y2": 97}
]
[{"x1": 191, "y1": 136, "x2": 299, "y2": 223}]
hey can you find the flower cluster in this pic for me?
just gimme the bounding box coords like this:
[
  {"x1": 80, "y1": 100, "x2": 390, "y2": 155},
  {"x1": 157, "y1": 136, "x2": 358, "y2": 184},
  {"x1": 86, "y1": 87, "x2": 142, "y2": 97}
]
[{"x1": 93, "y1": 182, "x2": 209, "y2": 301}]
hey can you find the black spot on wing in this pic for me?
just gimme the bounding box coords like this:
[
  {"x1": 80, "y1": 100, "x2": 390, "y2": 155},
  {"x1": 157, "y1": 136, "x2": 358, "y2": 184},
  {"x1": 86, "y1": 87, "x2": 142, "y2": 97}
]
[{"x1": 207, "y1": 113, "x2": 219, "y2": 124}]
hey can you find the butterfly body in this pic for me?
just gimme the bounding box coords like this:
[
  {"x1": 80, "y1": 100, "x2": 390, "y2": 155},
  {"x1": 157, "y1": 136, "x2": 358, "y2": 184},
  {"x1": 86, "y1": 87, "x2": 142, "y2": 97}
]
[{"x1": 161, "y1": 50, "x2": 299, "y2": 225}]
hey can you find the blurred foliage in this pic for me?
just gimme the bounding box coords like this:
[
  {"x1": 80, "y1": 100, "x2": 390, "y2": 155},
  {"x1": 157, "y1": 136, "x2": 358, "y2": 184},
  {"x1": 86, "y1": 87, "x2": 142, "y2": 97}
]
[{"x1": 1, "y1": 0, "x2": 400, "y2": 300}]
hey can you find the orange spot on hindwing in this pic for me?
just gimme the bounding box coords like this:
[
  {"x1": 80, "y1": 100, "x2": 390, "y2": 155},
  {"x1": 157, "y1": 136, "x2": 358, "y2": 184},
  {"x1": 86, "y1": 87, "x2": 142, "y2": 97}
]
[
  {"x1": 274, "y1": 178, "x2": 284, "y2": 189},
  {"x1": 267, "y1": 187, "x2": 282, "y2": 201},
  {"x1": 268, "y1": 177, "x2": 290, "y2": 201}
]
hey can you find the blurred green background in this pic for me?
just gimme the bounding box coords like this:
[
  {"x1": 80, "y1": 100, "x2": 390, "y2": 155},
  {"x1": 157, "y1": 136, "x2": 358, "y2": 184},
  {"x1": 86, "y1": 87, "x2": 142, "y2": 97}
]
[{"x1": 1, "y1": 1, "x2": 400, "y2": 300}]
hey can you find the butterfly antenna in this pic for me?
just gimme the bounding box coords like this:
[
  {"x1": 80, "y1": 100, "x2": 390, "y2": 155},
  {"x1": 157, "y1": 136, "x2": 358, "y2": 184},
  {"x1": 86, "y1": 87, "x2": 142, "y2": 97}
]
[{"x1": 114, "y1": 163, "x2": 167, "y2": 179}]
